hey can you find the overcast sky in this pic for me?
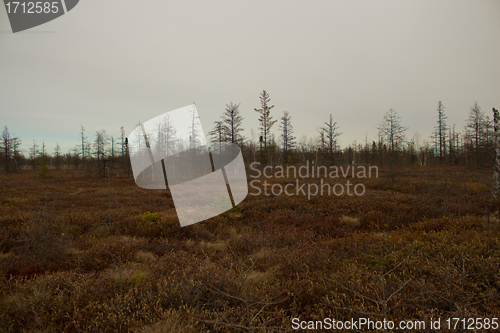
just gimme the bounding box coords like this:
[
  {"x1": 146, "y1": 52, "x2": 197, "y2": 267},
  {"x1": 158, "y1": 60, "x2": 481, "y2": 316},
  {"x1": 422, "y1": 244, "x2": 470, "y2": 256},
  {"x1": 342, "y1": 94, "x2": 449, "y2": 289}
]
[{"x1": 1, "y1": 0, "x2": 499, "y2": 154}]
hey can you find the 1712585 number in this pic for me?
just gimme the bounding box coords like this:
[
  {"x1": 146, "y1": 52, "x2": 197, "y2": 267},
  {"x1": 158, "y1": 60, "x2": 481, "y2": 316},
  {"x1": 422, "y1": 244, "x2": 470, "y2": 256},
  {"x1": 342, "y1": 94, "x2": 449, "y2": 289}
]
[
  {"x1": 5, "y1": 2, "x2": 59, "y2": 14},
  {"x1": 446, "y1": 318, "x2": 498, "y2": 330}
]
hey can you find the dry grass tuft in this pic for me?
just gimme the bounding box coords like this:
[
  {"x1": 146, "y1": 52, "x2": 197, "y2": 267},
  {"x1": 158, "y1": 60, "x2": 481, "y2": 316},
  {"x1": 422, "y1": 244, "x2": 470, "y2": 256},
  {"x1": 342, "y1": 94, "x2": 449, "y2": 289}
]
[
  {"x1": 135, "y1": 251, "x2": 157, "y2": 263},
  {"x1": 104, "y1": 264, "x2": 149, "y2": 284},
  {"x1": 184, "y1": 239, "x2": 195, "y2": 249},
  {"x1": 136, "y1": 310, "x2": 197, "y2": 333},
  {"x1": 251, "y1": 247, "x2": 272, "y2": 261},
  {"x1": 373, "y1": 232, "x2": 388, "y2": 239},
  {"x1": 200, "y1": 241, "x2": 227, "y2": 252},
  {"x1": 245, "y1": 265, "x2": 280, "y2": 284},
  {"x1": 105, "y1": 267, "x2": 137, "y2": 282},
  {"x1": 227, "y1": 226, "x2": 239, "y2": 238},
  {"x1": 339, "y1": 215, "x2": 360, "y2": 227},
  {"x1": 227, "y1": 212, "x2": 244, "y2": 220},
  {"x1": 92, "y1": 224, "x2": 116, "y2": 237},
  {"x1": 65, "y1": 247, "x2": 83, "y2": 256}
]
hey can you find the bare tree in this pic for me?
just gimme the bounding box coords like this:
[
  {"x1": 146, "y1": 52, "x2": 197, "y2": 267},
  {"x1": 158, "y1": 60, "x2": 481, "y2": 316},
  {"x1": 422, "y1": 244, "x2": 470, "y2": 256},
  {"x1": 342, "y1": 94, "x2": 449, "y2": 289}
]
[
  {"x1": 41, "y1": 142, "x2": 46, "y2": 158},
  {"x1": 94, "y1": 130, "x2": 109, "y2": 177},
  {"x1": 378, "y1": 109, "x2": 408, "y2": 152},
  {"x1": 492, "y1": 108, "x2": 499, "y2": 198},
  {"x1": 0, "y1": 126, "x2": 15, "y2": 173},
  {"x1": 80, "y1": 125, "x2": 87, "y2": 170},
  {"x1": 94, "y1": 130, "x2": 107, "y2": 160},
  {"x1": 209, "y1": 120, "x2": 225, "y2": 145},
  {"x1": 11, "y1": 135, "x2": 21, "y2": 172},
  {"x1": 279, "y1": 111, "x2": 296, "y2": 164},
  {"x1": 318, "y1": 114, "x2": 341, "y2": 163},
  {"x1": 448, "y1": 124, "x2": 459, "y2": 164},
  {"x1": 118, "y1": 126, "x2": 129, "y2": 171},
  {"x1": 124, "y1": 137, "x2": 130, "y2": 177},
  {"x1": 189, "y1": 108, "x2": 202, "y2": 149},
  {"x1": 53, "y1": 143, "x2": 62, "y2": 170},
  {"x1": 109, "y1": 135, "x2": 115, "y2": 168},
  {"x1": 85, "y1": 138, "x2": 92, "y2": 176},
  {"x1": 434, "y1": 101, "x2": 447, "y2": 162},
  {"x1": 156, "y1": 114, "x2": 177, "y2": 157},
  {"x1": 30, "y1": 139, "x2": 39, "y2": 170},
  {"x1": 119, "y1": 126, "x2": 126, "y2": 157},
  {"x1": 466, "y1": 102, "x2": 484, "y2": 168},
  {"x1": 254, "y1": 90, "x2": 277, "y2": 149},
  {"x1": 222, "y1": 102, "x2": 244, "y2": 144},
  {"x1": 318, "y1": 129, "x2": 326, "y2": 150}
]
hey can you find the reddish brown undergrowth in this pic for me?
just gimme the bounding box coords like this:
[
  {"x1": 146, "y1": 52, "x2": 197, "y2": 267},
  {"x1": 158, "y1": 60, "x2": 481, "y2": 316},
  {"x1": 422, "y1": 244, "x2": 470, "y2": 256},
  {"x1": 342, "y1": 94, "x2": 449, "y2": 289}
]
[{"x1": 0, "y1": 166, "x2": 499, "y2": 332}]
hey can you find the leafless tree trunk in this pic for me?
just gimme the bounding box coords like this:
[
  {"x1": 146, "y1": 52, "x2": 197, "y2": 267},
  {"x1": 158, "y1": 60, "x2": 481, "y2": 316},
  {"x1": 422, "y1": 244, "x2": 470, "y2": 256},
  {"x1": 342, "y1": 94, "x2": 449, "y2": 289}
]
[
  {"x1": 254, "y1": 90, "x2": 277, "y2": 150},
  {"x1": 279, "y1": 110, "x2": 296, "y2": 164},
  {"x1": 434, "y1": 101, "x2": 447, "y2": 163},
  {"x1": 94, "y1": 130, "x2": 108, "y2": 177},
  {"x1": 222, "y1": 102, "x2": 244, "y2": 144},
  {"x1": 156, "y1": 114, "x2": 177, "y2": 158},
  {"x1": 1, "y1": 126, "x2": 13, "y2": 173},
  {"x1": 30, "y1": 139, "x2": 39, "y2": 170},
  {"x1": 492, "y1": 108, "x2": 499, "y2": 198},
  {"x1": 80, "y1": 125, "x2": 87, "y2": 171},
  {"x1": 53, "y1": 143, "x2": 62, "y2": 170},
  {"x1": 378, "y1": 108, "x2": 408, "y2": 153},
  {"x1": 189, "y1": 108, "x2": 201, "y2": 149},
  {"x1": 209, "y1": 120, "x2": 225, "y2": 146},
  {"x1": 467, "y1": 102, "x2": 484, "y2": 169},
  {"x1": 448, "y1": 124, "x2": 459, "y2": 164},
  {"x1": 318, "y1": 114, "x2": 341, "y2": 164}
]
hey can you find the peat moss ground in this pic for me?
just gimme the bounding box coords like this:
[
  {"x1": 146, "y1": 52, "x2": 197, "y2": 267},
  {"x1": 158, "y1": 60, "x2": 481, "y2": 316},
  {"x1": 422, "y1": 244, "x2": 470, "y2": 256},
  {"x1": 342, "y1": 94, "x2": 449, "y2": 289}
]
[{"x1": 0, "y1": 166, "x2": 499, "y2": 332}]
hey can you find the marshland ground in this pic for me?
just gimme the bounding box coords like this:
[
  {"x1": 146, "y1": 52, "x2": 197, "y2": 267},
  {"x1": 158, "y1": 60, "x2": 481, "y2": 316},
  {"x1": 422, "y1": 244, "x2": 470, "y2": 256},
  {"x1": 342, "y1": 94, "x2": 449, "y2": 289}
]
[{"x1": 0, "y1": 165, "x2": 499, "y2": 332}]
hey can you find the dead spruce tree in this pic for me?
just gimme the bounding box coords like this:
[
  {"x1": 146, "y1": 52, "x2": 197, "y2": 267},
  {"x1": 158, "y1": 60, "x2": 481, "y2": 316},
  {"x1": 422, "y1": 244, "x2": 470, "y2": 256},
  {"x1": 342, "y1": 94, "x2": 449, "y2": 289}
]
[
  {"x1": 378, "y1": 109, "x2": 408, "y2": 183},
  {"x1": 254, "y1": 91, "x2": 276, "y2": 150},
  {"x1": 255, "y1": 90, "x2": 277, "y2": 165},
  {"x1": 466, "y1": 102, "x2": 484, "y2": 169},
  {"x1": 433, "y1": 101, "x2": 447, "y2": 163},
  {"x1": 279, "y1": 110, "x2": 296, "y2": 164},
  {"x1": 318, "y1": 114, "x2": 341, "y2": 164},
  {"x1": 492, "y1": 108, "x2": 499, "y2": 199},
  {"x1": 222, "y1": 102, "x2": 245, "y2": 144}
]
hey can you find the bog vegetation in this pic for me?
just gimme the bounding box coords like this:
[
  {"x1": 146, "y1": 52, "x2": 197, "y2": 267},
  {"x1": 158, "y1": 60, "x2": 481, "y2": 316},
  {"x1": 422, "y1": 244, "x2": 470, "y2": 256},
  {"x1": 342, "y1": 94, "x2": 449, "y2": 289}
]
[{"x1": 0, "y1": 166, "x2": 499, "y2": 332}]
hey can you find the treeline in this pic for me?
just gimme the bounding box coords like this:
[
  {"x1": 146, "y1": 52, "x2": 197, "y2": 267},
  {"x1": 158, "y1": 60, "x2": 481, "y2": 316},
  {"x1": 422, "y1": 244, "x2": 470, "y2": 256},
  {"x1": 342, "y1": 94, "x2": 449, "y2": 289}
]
[
  {"x1": 0, "y1": 125, "x2": 131, "y2": 177},
  {"x1": 210, "y1": 91, "x2": 497, "y2": 169},
  {"x1": 0, "y1": 91, "x2": 497, "y2": 175}
]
